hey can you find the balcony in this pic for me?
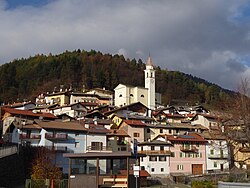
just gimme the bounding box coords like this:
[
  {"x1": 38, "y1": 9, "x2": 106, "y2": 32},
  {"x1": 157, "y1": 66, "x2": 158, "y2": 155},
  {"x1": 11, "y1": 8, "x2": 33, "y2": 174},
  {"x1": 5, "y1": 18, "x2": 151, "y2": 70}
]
[
  {"x1": 138, "y1": 150, "x2": 171, "y2": 155},
  {"x1": 180, "y1": 146, "x2": 198, "y2": 153},
  {"x1": 45, "y1": 133, "x2": 68, "y2": 141},
  {"x1": 86, "y1": 146, "x2": 112, "y2": 152},
  {"x1": 208, "y1": 154, "x2": 228, "y2": 159},
  {"x1": 19, "y1": 134, "x2": 41, "y2": 140},
  {"x1": 45, "y1": 146, "x2": 73, "y2": 153}
]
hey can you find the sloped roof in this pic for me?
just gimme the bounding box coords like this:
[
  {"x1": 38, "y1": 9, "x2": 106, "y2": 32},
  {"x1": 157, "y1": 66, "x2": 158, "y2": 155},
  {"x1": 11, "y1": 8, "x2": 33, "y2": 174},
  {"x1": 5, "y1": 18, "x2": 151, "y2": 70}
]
[
  {"x1": 107, "y1": 129, "x2": 130, "y2": 137},
  {"x1": 123, "y1": 119, "x2": 147, "y2": 127},
  {"x1": 104, "y1": 102, "x2": 148, "y2": 116},
  {"x1": 157, "y1": 133, "x2": 207, "y2": 143},
  {"x1": 35, "y1": 120, "x2": 87, "y2": 131},
  {"x1": 138, "y1": 140, "x2": 172, "y2": 146},
  {"x1": 2, "y1": 107, "x2": 57, "y2": 119}
]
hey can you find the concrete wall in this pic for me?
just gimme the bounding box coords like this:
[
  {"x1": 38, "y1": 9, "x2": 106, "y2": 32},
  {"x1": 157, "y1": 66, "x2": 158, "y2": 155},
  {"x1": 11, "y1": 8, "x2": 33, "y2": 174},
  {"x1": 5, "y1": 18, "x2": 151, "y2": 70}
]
[{"x1": 218, "y1": 181, "x2": 250, "y2": 188}]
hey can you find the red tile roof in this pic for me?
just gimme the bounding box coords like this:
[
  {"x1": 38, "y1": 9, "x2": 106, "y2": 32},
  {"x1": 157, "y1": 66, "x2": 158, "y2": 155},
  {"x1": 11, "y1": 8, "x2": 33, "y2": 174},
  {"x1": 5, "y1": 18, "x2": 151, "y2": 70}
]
[
  {"x1": 161, "y1": 133, "x2": 207, "y2": 143},
  {"x1": 2, "y1": 107, "x2": 57, "y2": 119},
  {"x1": 123, "y1": 120, "x2": 146, "y2": 127}
]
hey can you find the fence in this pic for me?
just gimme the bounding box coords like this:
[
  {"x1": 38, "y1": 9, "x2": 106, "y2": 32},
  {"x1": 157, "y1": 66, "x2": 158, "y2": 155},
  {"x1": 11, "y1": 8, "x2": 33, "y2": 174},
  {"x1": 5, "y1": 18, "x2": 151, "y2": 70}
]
[
  {"x1": 25, "y1": 179, "x2": 68, "y2": 188},
  {"x1": 218, "y1": 181, "x2": 250, "y2": 188}
]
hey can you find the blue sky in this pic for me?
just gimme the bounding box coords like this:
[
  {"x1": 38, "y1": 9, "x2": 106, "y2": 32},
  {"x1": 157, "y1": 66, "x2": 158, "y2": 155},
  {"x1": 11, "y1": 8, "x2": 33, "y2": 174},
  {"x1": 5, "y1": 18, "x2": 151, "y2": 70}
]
[{"x1": 1, "y1": 0, "x2": 250, "y2": 91}]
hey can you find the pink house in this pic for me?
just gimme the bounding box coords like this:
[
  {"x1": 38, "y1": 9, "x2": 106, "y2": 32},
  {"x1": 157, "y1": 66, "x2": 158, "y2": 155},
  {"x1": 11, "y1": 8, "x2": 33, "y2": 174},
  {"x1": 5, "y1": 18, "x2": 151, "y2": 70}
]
[
  {"x1": 119, "y1": 119, "x2": 146, "y2": 143},
  {"x1": 156, "y1": 133, "x2": 207, "y2": 176}
]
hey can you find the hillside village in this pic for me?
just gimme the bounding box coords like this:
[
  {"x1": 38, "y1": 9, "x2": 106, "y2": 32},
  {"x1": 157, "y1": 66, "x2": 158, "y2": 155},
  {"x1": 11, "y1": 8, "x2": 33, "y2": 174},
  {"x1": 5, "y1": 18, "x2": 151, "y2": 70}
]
[{"x1": 0, "y1": 56, "x2": 250, "y2": 188}]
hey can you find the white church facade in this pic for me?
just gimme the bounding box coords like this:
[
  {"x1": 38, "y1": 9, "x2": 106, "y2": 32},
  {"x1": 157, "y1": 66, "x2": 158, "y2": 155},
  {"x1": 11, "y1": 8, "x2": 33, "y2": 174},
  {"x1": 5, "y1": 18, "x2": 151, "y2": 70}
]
[{"x1": 114, "y1": 56, "x2": 161, "y2": 109}]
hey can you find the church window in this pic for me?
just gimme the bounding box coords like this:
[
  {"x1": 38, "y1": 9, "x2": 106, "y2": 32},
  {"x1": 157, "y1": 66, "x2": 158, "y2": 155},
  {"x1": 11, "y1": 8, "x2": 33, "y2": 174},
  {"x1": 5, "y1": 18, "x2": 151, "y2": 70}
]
[{"x1": 140, "y1": 94, "x2": 144, "y2": 98}]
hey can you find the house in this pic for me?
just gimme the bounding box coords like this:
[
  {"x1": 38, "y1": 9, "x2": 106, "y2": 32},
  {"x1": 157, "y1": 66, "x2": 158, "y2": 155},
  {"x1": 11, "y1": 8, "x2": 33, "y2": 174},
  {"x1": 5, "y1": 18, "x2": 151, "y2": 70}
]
[
  {"x1": 138, "y1": 139, "x2": 172, "y2": 176},
  {"x1": 156, "y1": 133, "x2": 208, "y2": 176},
  {"x1": 46, "y1": 91, "x2": 70, "y2": 106},
  {"x1": 107, "y1": 129, "x2": 131, "y2": 152},
  {"x1": 1, "y1": 107, "x2": 57, "y2": 140},
  {"x1": 105, "y1": 102, "x2": 150, "y2": 127},
  {"x1": 119, "y1": 119, "x2": 147, "y2": 143},
  {"x1": 85, "y1": 88, "x2": 113, "y2": 105},
  {"x1": 200, "y1": 131, "x2": 229, "y2": 172},
  {"x1": 63, "y1": 151, "x2": 142, "y2": 188},
  {"x1": 223, "y1": 119, "x2": 250, "y2": 169},
  {"x1": 145, "y1": 123, "x2": 207, "y2": 141},
  {"x1": 191, "y1": 114, "x2": 221, "y2": 129},
  {"x1": 50, "y1": 102, "x2": 88, "y2": 118}
]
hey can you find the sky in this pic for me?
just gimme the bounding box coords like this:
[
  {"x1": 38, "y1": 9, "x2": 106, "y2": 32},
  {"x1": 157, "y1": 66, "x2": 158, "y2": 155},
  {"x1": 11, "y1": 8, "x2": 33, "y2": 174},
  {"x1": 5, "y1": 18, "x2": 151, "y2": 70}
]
[{"x1": 1, "y1": 0, "x2": 250, "y2": 91}]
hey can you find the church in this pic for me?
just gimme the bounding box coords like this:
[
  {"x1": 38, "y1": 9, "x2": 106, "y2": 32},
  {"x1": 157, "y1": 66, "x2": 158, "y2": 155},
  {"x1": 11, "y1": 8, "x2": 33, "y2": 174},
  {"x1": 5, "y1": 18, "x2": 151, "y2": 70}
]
[{"x1": 114, "y1": 56, "x2": 162, "y2": 110}]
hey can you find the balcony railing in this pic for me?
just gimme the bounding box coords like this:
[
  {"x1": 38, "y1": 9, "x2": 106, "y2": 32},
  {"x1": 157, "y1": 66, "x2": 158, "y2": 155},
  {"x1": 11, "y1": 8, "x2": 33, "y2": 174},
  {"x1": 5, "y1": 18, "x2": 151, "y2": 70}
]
[
  {"x1": 86, "y1": 146, "x2": 112, "y2": 152},
  {"x1": 45, "y1": 133, "x2": 68, "y2": 140},
  {"x1": 180, "y1": 146, "x2": 198, "y2": 153},
  {"x1": 208, "y1": 154, "x2": 228, "y2": 159},
  {"x1": 45, "y1": 146, "x2": 73, "y2": 153},
  {"x1": 19, "y1": 134, "x2": 41, "y2": 140},
  {"x1": 138, "y1": 150, "x2": 171, "y2": 155}
]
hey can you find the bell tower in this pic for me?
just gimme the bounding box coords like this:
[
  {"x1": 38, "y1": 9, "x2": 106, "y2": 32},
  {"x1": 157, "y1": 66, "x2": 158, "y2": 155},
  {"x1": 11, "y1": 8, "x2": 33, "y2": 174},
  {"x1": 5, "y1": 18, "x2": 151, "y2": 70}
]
[{"x1": 144, "y1": 56, "x2": 155, "y2": 111}]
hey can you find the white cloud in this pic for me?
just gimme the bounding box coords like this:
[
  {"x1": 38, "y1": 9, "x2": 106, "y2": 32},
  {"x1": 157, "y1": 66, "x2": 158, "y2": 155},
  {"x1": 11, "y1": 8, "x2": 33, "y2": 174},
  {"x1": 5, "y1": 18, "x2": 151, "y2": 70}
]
[{"x1": 1, "y1": 0, "x2": 250, "y2": 90}]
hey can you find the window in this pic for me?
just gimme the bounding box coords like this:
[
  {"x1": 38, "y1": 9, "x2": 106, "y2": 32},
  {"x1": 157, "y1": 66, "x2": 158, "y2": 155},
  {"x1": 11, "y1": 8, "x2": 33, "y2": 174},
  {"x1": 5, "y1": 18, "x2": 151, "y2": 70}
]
[
  {"x1": 75, "y1": 142, "x2": 80, "y2": 148},
  {"x1": 151, "y1": 146, "x2": 155, "y2": 150},
  {"x1": 141, "y1": 166, "x2": 145, "y2": 170},
  {"x1": 141, "y1": 158, "x2": 143, "y2": 162},
  {"x1": 160, "y1": 146, "x2": 164, "y2": 151},
  {"x1": 151, "y1": 168, "x2": 155, "y2": 172},
  {"x1": 171, "y1": 152, "x2": 175, "y2": 157},
  {"x1": 214, "y1": 162, "x2": 217, "y2": 168},
  {"x1": 159, "y1": 156, "x2": 166, "y2": 161},
  {"x1": 210, "y1": 149, "x2": 214, "y2": 155},
  {"x1": 161, "y1": 168, "x2": 164, "y2": 172},
  {"x1": 130, "y1": 94, "x2": 134, "y2": 97},
  {"x1": 140, "y1": 94, "x2": 144, "y2": 98},
  {"x1": 200, "y1": 153, "x2": 202, "y2": 158},
  {"x1": 169, "y1": 130, "x2": 172, "y2": 134},
  {"x1": 119, "y1": 94, "x2": 122, "y2": 97},
  {"x1": 160, "y1": 129, "x2": 163, "y2": 133},
  {"x1": 180, "y1": 152, "x2": 183, "y2": 158},
  {"x1": 147, "y1": 128, "x2": 150, "y2": 133},
  {"x1": 149, "y1": 156, "x2": 157, "y2": 161},
  {"x1": 134, "y1": 133, "x2": 140, "y2": 137},
  {"x1": 91, "y1": 142, "x2": 103, "y2": 150},
  {"x1": 177, "y1": 165, "x2": 184, "y2": 170}
]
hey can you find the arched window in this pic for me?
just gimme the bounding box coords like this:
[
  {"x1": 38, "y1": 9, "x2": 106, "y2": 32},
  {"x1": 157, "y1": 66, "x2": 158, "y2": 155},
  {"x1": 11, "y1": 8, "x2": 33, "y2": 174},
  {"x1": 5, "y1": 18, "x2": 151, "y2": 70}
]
[
  {"x1": 119, "y1": 94, "x2": 122, "y2": 97},
  {"x1": 141, "y1": 94, "x2": 144, "y2": 98},
  {"x1": 151, "y1": 72, "x2": 153, "y2": 77},
  {"x1": 130, "y1": 94, "x2": 134, "y2": 97}
]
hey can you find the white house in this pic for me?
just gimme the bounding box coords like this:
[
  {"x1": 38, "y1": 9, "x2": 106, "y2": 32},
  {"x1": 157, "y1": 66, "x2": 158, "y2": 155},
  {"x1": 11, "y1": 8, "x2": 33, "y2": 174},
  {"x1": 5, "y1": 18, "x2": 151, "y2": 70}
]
[{"x1": 138, "y1": 139, "x2": 172, "y2": 176}]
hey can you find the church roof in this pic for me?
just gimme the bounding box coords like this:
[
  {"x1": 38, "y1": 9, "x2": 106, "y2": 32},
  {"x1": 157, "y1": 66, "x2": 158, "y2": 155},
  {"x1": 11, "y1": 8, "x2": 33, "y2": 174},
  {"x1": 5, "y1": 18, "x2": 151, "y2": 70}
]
[{"x1": 146, "y1": 56, "x2": 154, "y2": 66}]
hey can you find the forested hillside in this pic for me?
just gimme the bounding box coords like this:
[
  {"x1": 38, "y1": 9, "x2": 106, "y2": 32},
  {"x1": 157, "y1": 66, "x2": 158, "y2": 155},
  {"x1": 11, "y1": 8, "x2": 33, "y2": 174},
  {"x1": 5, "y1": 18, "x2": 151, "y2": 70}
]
[{"x1": 0, "y1": 49, "x2": 233, "y2": 107}]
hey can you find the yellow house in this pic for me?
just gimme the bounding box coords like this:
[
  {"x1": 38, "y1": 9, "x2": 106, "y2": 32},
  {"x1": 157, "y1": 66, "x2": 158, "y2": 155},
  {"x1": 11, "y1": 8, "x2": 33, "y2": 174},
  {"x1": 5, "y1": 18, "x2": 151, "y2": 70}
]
[{"x1": 47, "y1": 91, "x2": 70, "y2": 106}]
